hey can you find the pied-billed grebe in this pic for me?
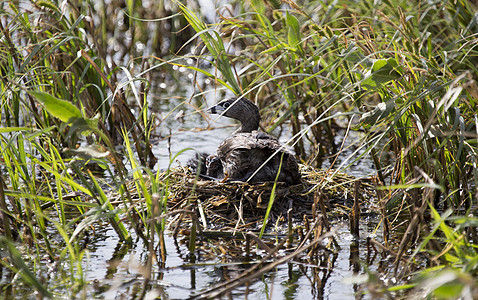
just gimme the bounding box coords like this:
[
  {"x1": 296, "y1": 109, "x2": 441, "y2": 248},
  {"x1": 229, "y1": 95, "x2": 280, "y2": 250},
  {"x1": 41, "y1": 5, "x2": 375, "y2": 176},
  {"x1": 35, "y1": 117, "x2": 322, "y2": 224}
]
[
  {"x1": 205, "y1": 154, "x2": 224, "y2": 179},
  {"x1": 187, "y1": 152, "x2": 224, "y2": 180},
  {"x1": 208, "y1": 97, "x2": 301, "y2": 185}
]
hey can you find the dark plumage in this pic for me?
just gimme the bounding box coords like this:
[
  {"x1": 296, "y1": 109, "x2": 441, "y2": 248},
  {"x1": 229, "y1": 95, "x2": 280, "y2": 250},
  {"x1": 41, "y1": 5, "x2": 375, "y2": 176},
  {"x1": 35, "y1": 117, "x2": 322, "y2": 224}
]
[
  {"x1": 187, "y1": 152, "x2": 224, "y2": 180},
  {"x1": 208, "y1": 97, "x2": 301, "y2": 184},
  {"x1": 187, "y1": 152, "x2": 208, "y2": 175},
  {"x1": 205, "y1": 154, "x2": 224, "y2": 179}
]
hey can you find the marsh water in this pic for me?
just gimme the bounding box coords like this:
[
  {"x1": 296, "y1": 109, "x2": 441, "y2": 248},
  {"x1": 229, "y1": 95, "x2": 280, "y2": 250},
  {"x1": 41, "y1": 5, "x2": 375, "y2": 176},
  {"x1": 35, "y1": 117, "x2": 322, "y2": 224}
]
[
  {"x1": 0, "y1": 61, "x2": 385, "y2": 300},
  {"x1": 0, "y1": 2, "x2": 387, "y2": 298},
  {"x1": 78, "y1": 73, "x2": 384, "y2": 299},
  {"x1": 85, "y1": 222, "x2": 383, "y2": 299}
]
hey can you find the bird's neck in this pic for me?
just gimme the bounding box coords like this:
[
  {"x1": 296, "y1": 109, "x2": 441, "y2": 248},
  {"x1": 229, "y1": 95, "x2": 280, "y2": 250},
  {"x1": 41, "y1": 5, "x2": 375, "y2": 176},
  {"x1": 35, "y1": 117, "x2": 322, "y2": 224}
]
[{"x1": 237, "y1": 116, "x2": 260, "y2": 133}]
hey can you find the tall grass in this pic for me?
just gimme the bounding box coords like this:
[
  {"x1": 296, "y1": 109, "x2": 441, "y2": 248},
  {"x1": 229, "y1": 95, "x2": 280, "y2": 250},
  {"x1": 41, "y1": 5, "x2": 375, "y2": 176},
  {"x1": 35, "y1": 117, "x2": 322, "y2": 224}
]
[
  {"x1": 0, "y1": 0, "x2": 190, "y2": 296},
  {"x1": 176, "y1": 0, "x2": 478, "y2": 296}
]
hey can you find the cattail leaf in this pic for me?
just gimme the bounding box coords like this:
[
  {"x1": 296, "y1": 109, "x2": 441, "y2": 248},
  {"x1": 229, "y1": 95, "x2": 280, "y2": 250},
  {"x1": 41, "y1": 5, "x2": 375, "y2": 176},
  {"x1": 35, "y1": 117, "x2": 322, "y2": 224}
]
[
  {"x1": 175, "y1": 1, "x2": 241, "y2": 95},
  {"x1": 361, "y1": 58, "x2": 404, "y2": 90},
  {"x1": 28, "y1": 91, "x2": 82, "y2": 123},
  {"x1": 260, "y1": 42, "x2": 287, "y2": 54},
  {"x1": 0, "y1": 237, "x2": 53, "y2": 298},
  {"x1": 359, "y1": 99, "x2": 396, "y2": 127},
  {"x1": 64, "y1": 145, "x2": 110, "y2": 160},
  {"x1": 286, "y1": 11, "x2": 301, "y2": 48}
]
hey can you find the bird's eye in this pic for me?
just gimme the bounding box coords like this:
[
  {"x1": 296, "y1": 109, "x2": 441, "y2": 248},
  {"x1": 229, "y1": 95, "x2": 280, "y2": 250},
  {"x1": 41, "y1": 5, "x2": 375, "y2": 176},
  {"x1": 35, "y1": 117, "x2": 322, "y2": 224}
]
[{"x1": 223, "y1": 102, "x2": 230, "y2": 108}]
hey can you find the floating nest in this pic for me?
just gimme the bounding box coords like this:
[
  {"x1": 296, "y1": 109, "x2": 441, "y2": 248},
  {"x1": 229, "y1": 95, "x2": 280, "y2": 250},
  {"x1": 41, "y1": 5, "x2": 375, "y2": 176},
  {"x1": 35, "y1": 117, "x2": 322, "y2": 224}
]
[{"x1": 161, "y1": 165, "x2": 376, "y2": 230}]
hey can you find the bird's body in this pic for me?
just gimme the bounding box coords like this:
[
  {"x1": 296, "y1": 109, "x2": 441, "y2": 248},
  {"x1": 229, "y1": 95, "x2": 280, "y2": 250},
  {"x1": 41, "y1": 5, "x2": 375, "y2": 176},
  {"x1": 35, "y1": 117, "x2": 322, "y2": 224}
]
[
  {"x1": 208, "y1": 97, "x2": 301, "y2": 185},
  {"x1": 205, "y1": 154, "x2": 224, "y2": 179}
]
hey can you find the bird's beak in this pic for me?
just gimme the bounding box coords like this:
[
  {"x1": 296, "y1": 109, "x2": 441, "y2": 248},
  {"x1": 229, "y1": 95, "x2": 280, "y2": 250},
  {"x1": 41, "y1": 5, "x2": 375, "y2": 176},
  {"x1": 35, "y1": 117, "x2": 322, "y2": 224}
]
[
  {"x1": 206, "y1": 105, "x2": 217, "y2": 114},
  {"x1": 207, "y1": 104, "x2": 224, "y2": 114}
]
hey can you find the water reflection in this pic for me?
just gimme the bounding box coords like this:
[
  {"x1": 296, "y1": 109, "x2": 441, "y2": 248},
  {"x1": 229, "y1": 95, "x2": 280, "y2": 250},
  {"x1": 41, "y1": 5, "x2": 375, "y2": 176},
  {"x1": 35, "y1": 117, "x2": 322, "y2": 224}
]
[{"x1": 84, "y1": 221, "x2": 385, "y2": 299}]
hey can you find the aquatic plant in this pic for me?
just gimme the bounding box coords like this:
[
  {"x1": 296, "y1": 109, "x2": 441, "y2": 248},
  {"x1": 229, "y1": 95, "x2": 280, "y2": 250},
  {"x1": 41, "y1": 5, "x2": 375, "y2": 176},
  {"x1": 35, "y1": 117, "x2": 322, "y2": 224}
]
[
  {"x1": 175, "y1": 0, "x2": 478, "y2": 297},
  {"x1": 0, "y1": 0, "x2": 179, "y2": 295}
]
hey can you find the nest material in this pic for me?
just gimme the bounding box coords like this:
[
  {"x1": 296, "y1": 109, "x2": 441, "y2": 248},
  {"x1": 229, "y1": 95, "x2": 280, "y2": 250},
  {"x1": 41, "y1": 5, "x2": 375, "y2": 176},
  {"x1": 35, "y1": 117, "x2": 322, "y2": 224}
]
[{"x1": 161, "y1": 165, "x2": 375, "y2": 229}]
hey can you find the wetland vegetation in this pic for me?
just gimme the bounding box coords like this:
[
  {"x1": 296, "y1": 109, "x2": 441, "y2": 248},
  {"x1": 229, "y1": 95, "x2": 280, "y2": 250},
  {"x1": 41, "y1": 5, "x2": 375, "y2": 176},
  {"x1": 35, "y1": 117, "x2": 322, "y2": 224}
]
[{"x1": 1, "y1": 0, "x2": 477, "y2": 298}]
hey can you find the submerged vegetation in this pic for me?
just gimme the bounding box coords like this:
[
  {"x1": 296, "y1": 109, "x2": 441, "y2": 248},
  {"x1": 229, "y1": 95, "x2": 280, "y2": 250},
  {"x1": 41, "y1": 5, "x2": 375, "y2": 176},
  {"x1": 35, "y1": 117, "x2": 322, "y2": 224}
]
[{"x1": 0, "y1": 0, "x2": 477, "y2": 298}]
